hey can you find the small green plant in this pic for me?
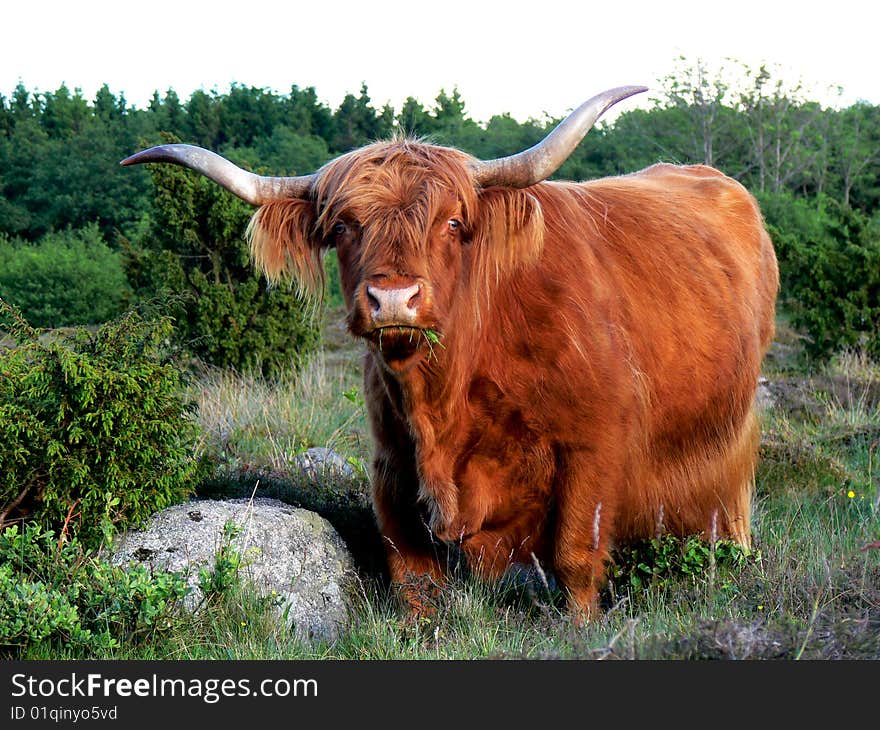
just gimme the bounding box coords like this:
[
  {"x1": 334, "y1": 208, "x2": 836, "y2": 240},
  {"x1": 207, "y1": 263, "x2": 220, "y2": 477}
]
[
  {"x1": 0, "y1": 523, "x2": 188, "y2": 655},
  {"x1": 422, "y1": 328, "x2": 444, "y2": 361},
  {"x1": 197, "y1": 520, "x2": 245, "y2": 599},
  {"x1": 341, "y1": 385, "x2": 363, "y2": 408},
  {"x1": 0, "y1": 300, "x2": 207, "y2": 548},
  {"x1": 610, "y1": 535, "x2": 756, "y2": 590}
]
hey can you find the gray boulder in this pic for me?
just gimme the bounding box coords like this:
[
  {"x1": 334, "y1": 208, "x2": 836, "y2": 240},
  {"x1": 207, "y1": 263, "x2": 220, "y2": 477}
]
[
  {"x1": 292, "y1": 447, "x2": 356, "y2": 479},
  {"x1": 111, "y1": 498, "x2": 353, "y2": 642}
]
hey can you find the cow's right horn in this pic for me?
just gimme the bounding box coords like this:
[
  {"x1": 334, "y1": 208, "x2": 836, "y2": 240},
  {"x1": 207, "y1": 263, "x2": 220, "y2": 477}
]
[
  {"x1": 472, "y1": 85, "x2": 647, "y2": 189},
  {"x1": 120, "y1": 144, "x2": 315, "y2": 205}
]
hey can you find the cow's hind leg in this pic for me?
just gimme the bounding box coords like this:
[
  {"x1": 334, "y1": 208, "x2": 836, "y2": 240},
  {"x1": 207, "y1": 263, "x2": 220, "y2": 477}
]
[
  {"x1": 551, "y1": 447, "x2": 621, "y2": 620},
  {"x1": 692, "y1": 413, "x2": 760, "y2": 548},
  {"x1": 714, "y1": 410, "x2": 758, "y2": 549},
  {"x1": 671, "y1": 408, "x2": 758, "y2": 549}
]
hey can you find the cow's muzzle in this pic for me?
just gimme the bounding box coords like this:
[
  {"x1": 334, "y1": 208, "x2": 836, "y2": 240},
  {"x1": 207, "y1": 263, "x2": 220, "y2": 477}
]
[
  {"x1": 354, "y1": 279, "x2": 441, "y2": 370},
  {"x1": 366, "y1": 282, "x2": 423, "y2": 328}
]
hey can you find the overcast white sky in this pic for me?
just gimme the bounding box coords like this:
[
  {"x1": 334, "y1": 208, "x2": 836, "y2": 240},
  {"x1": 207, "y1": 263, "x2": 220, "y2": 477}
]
[{"x1": 2, "y1": 0, "x2": 876, "y2": 123}]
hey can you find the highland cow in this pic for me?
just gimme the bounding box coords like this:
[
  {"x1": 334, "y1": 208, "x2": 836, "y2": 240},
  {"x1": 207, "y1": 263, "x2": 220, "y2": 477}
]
[{"x1": 123, "y1": 86, "x2": 779, "y2": 617}]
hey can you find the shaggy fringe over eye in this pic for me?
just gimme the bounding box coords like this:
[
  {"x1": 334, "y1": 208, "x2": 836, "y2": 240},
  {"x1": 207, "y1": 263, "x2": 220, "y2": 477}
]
[
  {"x1": 246, "y1": 199, "x2": 324, "y2": 301},
  {"x1": 312, "y1": 138, "x2": 480, "y2": 245},
  {"x1": 473, "y1": 187, "x2": 544, "y2": 285}
]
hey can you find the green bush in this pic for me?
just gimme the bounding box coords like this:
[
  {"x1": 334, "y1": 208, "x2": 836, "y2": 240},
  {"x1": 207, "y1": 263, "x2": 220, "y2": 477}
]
[
  {"x1": 0, "y1": 223, "x2": 131, "y2": 328},
  {"x1": 0, "y1": 523, "x2": 188, "y2": 654},
  {"x1": 124, "y1": 135, "x2": 320, "y2": 376},
  {"x1": 759, "y1": 192, "x2": 880, "y2": 360},
  {"x1": 0, "y1": 301, "x2": 206, "y2": 548}
]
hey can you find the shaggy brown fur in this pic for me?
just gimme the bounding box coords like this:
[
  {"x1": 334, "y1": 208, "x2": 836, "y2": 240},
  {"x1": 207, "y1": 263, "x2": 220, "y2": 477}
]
[{"x1": 249, "y1": 141, "x2": 779, "y2": 618}]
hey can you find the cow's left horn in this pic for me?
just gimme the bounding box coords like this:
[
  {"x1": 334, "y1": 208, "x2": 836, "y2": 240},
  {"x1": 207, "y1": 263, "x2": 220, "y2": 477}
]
[
  {"x1": 120, "y1": 144, "x2": 315, "y2": 204},
  {"x1": 472, "y1": 86, "x2": 647, "y2": 189}
]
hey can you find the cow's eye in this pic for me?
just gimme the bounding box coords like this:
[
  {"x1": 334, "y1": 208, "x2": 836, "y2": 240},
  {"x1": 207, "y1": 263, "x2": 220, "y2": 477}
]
[
  {"x1": 447, "y1": 218, "x2": 462, "y2": 232},
  {"x1": 333, "y1": 222, "x2": 347, "y2": 236}
]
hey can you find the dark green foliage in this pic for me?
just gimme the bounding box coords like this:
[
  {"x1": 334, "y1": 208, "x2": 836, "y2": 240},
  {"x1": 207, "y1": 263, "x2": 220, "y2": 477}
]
[
  {"x1": 0, "y1": 86, "x2": 152, "y2": 241},
  {"x1": 184, "y1": 89, "x2": 221, "y2": 148},
  {"x1": 331, "y1": 83, "x2": 394, "y2": 151},
  {"x1": 0, "y1": 523, "x2": 188, "y2": 654},
  {"x1": 283, "y1": 85, "x2": 335, "y2": 142},
  {"x1": 422, "y1": 88, "x2": 483, "y2": 151},
  {"x1": 216, "y1": 84, "x2": 283, "y2": 148},
  {"x1": 397, "y1": 97, "x2": 434, "y2": 137},
  {"x1": 0, "y1": 302, "x2": 205, "y2": 548},
  {"x1": 223, "y1": 126, "x2": 332, "y2": 176},
  {"x1": 611, "y1": 535, "x2": 756, "y2": 590},
  {"x1": 126, "y1": 139, "x2": 320, "y2": 375},
  {"x1": 0, "y1": 224, "x2": 131, "y2": 327},
  {"x1": 759, "y1": 192, "x2": 880, "y2": 359}
]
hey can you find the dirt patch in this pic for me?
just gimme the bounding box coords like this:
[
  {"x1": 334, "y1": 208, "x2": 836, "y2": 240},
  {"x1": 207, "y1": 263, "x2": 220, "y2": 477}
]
[{"x1": 764, "y1": 373, "x2": 880, "y2": 422}]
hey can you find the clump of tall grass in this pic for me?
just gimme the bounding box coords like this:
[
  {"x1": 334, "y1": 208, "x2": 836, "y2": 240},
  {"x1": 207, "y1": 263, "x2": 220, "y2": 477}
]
[
  {"x1": 191, "y1": 349, "x2": 383, "y2": 576},
  {"x1": 759, "y1": 348, "x2": 879, "y2": 501},
  {"x1": 193, "y1": 351, "x2": 369, "y2": 473}
]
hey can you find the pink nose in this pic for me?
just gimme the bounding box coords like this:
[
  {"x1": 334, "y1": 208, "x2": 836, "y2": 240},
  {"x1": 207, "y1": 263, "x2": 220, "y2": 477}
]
[{"x1": 366, "y1": 283, "x2": 421, "y2": 325}]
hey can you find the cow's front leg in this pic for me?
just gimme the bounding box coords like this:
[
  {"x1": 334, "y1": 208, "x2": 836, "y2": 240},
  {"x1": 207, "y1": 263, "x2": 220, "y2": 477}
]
[
  {"x1": 552, "y1": 446, "x2": 622, "y2": 620},
  {"x1": 365, "y1": 360, "x2": 448, "y2": 617},
  {"x1": 372, "y1": 450, "x2": 447, "y2": 617}
]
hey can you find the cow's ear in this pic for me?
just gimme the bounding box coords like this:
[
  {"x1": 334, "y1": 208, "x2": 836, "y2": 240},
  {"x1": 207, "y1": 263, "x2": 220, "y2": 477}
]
[
  {"x1": 247, "y1": 198, "x2": 324, "y2": 298},
  {"x1": 472, "y1": 187, "x2": 544, "y2": 278}
]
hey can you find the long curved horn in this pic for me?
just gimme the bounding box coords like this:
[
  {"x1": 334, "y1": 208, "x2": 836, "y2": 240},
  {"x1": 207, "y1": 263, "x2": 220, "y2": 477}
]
[
  {"x1": 472, "y1": 86, "x2": 647, "y2": 188},
  {"x1": 120, "y1": 144, "x2": 315, "y2": 205}
]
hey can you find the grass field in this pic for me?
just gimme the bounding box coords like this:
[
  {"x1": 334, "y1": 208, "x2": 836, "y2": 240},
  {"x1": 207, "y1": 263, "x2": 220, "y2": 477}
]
[{"x1": 15, "y1": 311, "x2": 880, "y2": 659}]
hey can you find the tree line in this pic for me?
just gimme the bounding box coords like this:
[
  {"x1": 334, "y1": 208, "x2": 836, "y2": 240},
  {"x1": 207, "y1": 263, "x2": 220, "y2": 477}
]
[
  {"x1": 2, "y1": 59, "x2": 876, "y2": 242},
  {"x1": 1, "y1": 57, "x2": 878, "y2": 361}
]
